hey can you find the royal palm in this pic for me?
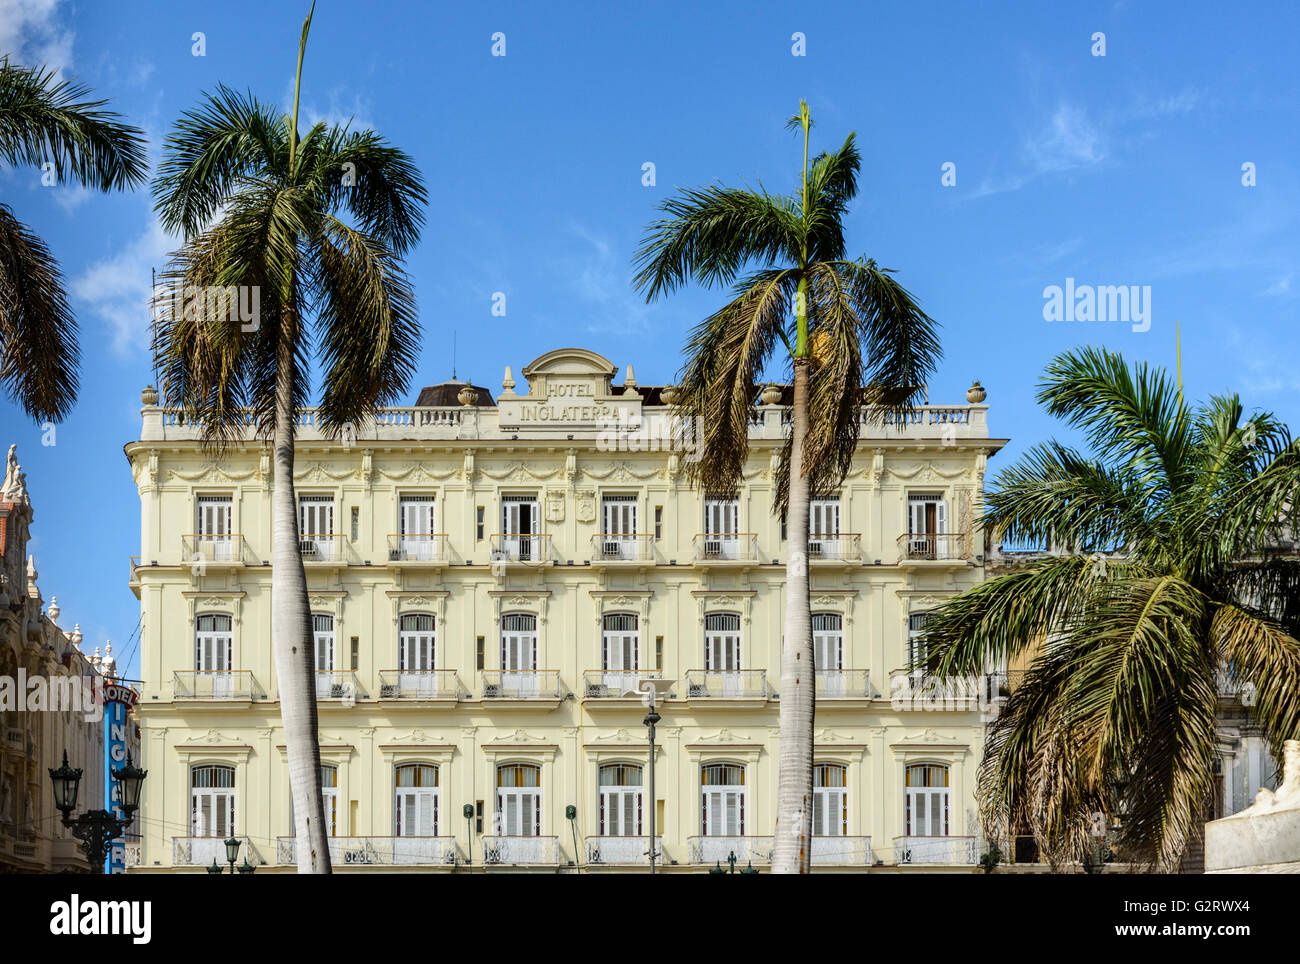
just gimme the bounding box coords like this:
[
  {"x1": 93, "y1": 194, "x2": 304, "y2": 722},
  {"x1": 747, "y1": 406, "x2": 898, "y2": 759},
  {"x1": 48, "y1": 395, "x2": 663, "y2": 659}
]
[
  {"x1": 634, "y1": 102, "x2": 941, "y2": 873},
  {"x1": 922, "y1": 347, "x2": 1300, "y2": 868},
  {"x1": 0, "y1": 58, "x2": 146, "y2": 420},
  {"x1": 151, "y1": 5, "x2": 426, "y2": 872}
]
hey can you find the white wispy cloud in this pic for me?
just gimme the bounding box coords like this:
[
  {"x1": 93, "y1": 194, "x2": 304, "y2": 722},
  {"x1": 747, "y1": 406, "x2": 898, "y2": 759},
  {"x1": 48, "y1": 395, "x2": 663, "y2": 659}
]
[
  {"x1": 0, "y1": 0, "x2": 73, "y2": 76},
  {"x1": 974, "y1": 103, "x2": 1108, "y2": 198},
  {"x1": 561, "y1": 223, "x2": 651, "y2": 334},
  {"x1": 70, "y1": 218, "x2": 175, "y2": 355}
]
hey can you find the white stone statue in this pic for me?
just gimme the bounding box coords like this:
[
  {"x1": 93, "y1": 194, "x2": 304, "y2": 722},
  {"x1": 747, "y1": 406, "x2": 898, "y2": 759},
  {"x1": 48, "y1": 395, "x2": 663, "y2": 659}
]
[
  {"x1": 1237, "y1": 740, "x2": 1300, "y2": 815},
  {"x1": 0, "y1": 444, "x2": 18, "y2": 500}
]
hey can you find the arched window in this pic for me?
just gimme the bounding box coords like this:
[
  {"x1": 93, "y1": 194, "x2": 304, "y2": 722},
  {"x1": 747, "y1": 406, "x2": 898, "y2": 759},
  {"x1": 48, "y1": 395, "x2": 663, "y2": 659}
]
[
  {"x1": 190, "y1": 764, "x2": 235, "y2": 838},
  {"x1": 395, "y1": 763, "x2": 439, "y2": 837},
  {"x1": 194, "y1": 614, "x2": 232, "y2": 697},
  {"x1": 700, "y1": 763, "x2": 745, "y2": 836},
  {"x1": 497, "y1": 763, "x2": 541, "y2": 837},
  {"x1": 598, "y1": 763, "x2": 643, "y2": 837},
  {"x1": 399, "y1": 613, "x2": 436, "y2": 674},
  {"x1": 905, "y1": 763, "x2": 949, "y2": 836},
  {"x1": 501, "y1": 614, "x2": 538, "y2": 697},
  {"x1": 813, "y1": 764, "x2": 847, "y2": 837},
  {"x1": 312, "y1": 614, "x2": 335, "y2": 697},
  {"x1": 812, "y1": 613, "x2": 844, "y2": 696},
  {"x1": 601, "y1": 613, "x2": 638, "y2": 675},
  {"x1": 703, "y1": 613, "x2": 741, "y2": 671}
]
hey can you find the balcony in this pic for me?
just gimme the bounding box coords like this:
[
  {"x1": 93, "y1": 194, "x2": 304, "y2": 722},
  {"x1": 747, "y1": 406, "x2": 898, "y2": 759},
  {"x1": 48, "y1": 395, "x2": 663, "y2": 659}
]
[
  {"x1": 898, "y1": 532, "x2": 971, "y2": 564},
  {"x1": 386, "y1": 534, "x2": 448, "y2": 564},
  {"x1": 684, "y1": 670, "x2": 767, "y2": 702},
  {"x1": 807, "y1": 533, "x2": 861, "y2": 562},
  {"x1": 174, "y1": 836, "x2": 260, "y2": 866},
  {"x1": 688, "y1": 836, "x2": 773, "y2": 865},
  {"x1": 3, "y1": 727, "x2": 22, "y2": 750},
  {"x1": 181, "y1": 534, "x2": 249, "y2": 568},
  {"x1": 811, "y1": 835, "x2": 874, "y2": 866},
  {"x1": 1216, "y1": 662, "x2": 1255, "y2": 703},
  {"x1": 481, "y1": 836, "x2": 559, "y2": 866},
  {"x1": 585, "y1": 835, "x2": 663, "y2": 865},
  {"x1": 581, "y1": 671, "x2": 671, "y2": 702},
  {"x1": 173, "y1": 670, "x2": 262, "y2": 701},
  {"x1": 480, "y1": 670, "x2": 563, "y2": 701},
  {"x1": 277, "y1": 836, "x2": 459, "y2": 866},
  {"x1": 298, "y1": 533, "x2": 351, "y2": 564},
  {"x1": 814, "y1": 669, "x2": 872, "y2": 700},
  {"x1": 590, "y1": 533, "x2": 656, "y2": 563},
  {"x1": 888, "y1": 670, "x2": 1008, "y2": 711},
  {"x1": 488, "y1": 533, "x2": 551, "y2": 564},
  {"x1": 377, "y1": 669, "x2": 462, "y2": 701},
  {"x1": 315, "y1": 670, "x2": 367, "y2": 701},
  {"x1": 691, "y1": 533, "x2": 758, "y2": 563},
  {"x1": 893, "y1": 835, "x2": 978, "y2": 865}
]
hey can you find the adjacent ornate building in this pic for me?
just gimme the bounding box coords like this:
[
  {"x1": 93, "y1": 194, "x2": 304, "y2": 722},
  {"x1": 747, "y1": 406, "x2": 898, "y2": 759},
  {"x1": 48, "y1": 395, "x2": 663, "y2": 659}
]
[
  {"x1": 126, "y1": 348, "x2": 1007, "y2": 872},
  {"x1": 0, "y1": 445, "x2": 116, "y2": 873}
]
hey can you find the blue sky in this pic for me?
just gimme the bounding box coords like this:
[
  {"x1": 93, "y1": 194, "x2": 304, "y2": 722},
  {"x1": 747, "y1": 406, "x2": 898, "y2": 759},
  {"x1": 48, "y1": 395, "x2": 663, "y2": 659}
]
[{"x1": 2, "y1": 0, "x2": 1298, "y2": 680}]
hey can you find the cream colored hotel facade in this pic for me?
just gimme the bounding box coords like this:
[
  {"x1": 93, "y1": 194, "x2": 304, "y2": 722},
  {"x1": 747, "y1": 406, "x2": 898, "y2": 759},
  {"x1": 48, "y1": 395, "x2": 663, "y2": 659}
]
[{"x1": 126, "y1": 347, "x2": 1007, "y2": 872}]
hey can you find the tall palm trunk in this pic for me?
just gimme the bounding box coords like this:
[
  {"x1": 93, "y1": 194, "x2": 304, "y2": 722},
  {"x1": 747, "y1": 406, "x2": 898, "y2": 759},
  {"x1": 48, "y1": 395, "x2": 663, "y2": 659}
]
[
  {"x1": 271, "y1": 301, "x2": 331, "y2": 873},
  {"x1": 772, "y1": 356, "x2": 815, "y2": 873}
]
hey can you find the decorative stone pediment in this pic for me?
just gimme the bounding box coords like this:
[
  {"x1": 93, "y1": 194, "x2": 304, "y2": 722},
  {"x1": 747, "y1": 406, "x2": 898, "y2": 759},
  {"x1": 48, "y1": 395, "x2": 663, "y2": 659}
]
[
  {"x1": 487, "y1": 728, "x2": 546, "y2": 745},
  {"x1": 166, "y1": 464, "x2": 257, "y2": 484},
  {"x1": 591, "y1": 728, "x2": 640, "y2": 744},
  {"x1": 377, "y1": 463, "x2": 458, "y2": 482},
  {"x1": 293, "y1": 462, "x2": 358, "y2": 484},
  {"x1": 183, "y1": 728, "x2": 239, "y2": 745}
]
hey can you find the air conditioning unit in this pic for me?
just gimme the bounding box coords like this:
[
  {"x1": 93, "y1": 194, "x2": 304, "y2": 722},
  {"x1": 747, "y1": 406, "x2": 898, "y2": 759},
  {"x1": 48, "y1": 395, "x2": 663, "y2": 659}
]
[
  {"x1": 329, "y1": 683, "x2": 346, "y2": 698},
  {"x1": 388, "y1": 548, "x2": 402, "y2": 561},
  {"x1": 380, "y1": 684, "x2": 400, "y2": 699},
  {"x1": 704, "y1": 540, "x2": 722, "y2": 558},
  {"x1": 299, "y1": 540, "x2": 318, "y2": 558},
  {"x1": 603, "y1": 541, "x2": 621, "y2": 558},
  {"x1": 585, "y1": 682, "x2": 607, "y2": 699},
  {"x1": 483, "y1": 683, "x2": 501, "y2": 698},
  {"x1": 688, "y1": 683, "x2": 706, "y2": 698}
]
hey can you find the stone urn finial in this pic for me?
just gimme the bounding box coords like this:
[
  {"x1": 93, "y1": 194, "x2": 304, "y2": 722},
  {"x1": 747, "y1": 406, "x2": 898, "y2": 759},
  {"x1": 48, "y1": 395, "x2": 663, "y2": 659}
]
[
  {"x1": 761, "y1": 384, "x2": 783, "y2": 406},
  {"x1": 966, "y1": 380, "x2": 987, "y2": 404},
  {"x1": 457, "y1": 385, "x2": 478, "y2": 407},
  {"x1": 141, "y1": 385, "x2": 159, "y2": 405},
  {"x1": 500, "y1": 366, "x2": 517, "y2": 398},
  {"x1": 46, "y1": 596, "x2": 59, "y2": 625},
  {"x1": 659, "y1": 385, "x2": 679, "y2": 406},
  {"x1": 70, "y1": 624, "x2": 82, "y2": 648}
]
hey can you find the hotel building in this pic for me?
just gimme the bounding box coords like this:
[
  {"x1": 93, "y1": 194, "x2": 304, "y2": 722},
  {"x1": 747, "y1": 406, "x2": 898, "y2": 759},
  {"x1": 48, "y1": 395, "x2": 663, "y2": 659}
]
[{"x1": 126, "y1": 347, "x2": 1007, "y2": 872}]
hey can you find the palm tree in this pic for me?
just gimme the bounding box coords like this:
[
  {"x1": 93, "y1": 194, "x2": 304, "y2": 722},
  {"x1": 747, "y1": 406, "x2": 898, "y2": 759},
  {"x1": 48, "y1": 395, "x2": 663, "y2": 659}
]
[
  {"x1": 151, "y1": 4, "x2": 426, "y2": 873},
  {"x1": 921, "y1": 346, "x2": 1300, "y2": 869},
  {"x1": 0, "y1": 57, "x2": 146, "y2": 420},
  {"x1": 633, "y1": 102, "x2": 941, "y2": 873}
]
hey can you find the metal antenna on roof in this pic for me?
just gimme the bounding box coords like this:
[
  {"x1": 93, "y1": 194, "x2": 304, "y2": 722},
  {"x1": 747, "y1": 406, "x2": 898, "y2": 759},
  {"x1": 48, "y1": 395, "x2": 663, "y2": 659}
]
[{"x1": 452, "y1": 331, "x2": 457, "y2": 381}]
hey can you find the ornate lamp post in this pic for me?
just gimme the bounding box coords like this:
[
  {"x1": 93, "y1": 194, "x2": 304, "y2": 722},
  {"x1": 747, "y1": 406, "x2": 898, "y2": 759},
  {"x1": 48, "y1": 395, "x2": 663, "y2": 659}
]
[
  {"x1": 48, "y1": 750, "x2": 146, "y2": 872},
  {"x1": 637, "y1": 677, "x2": 675, "y2": 875},
  {"x1": 206, "y1": 836, "x2": 256, "y2": 874}
]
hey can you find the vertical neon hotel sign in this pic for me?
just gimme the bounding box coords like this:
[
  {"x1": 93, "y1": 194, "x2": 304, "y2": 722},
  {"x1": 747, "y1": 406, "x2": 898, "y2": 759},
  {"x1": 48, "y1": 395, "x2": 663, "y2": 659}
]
[{"x1": 103, "y1": 681, "x2": 138, "y2": 874}]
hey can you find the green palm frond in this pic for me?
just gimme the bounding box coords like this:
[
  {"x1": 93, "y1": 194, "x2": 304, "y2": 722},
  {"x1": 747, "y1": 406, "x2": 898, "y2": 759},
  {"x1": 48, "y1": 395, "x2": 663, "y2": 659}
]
[{"x1": 926, "y1": 345, "x2": 1300, "y2": 868}]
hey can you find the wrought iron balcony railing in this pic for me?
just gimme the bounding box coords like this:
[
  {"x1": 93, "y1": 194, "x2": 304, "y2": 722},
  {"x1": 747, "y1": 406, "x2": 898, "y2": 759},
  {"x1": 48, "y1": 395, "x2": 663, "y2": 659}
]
[
  {"x1": 810, "y1": 835, "x2": 874, "y2": 865},
  {"x1": 814, "y1": 669, "x2": 872, "y2": 699},
  {"x1": 688, "y1": 836, "x2": 773, "y2": 865},
  {"x1": 377, "y1": 669, "x2": 462, "y2": 701},
  {"x1": 481, "y1": 835, "x2": 559, "y2": 865},
  {"x1": 807, "y1": 533, "x2": 861, "y2": 561},
  {"x1": 591, "y1": 533, "x2": 656, "y2": 562},
  {"x1": 893, "y1": 835, "x2": 978, "y2": 865},
  {"x1": 581, "y1": 671, "x2": 670, "y2": 700},
  {"x1": 181, "y1": 534, "x2": 250, "y2": 567},
  {"x1": 173, "y1": 836, "x2": 258, "y2": 866},
  {"x1": 173, "y1": 670, "x2": 262, "y2": 700},
  {"x1": 480, "y1": 670, "x2": 562, "y2": 700},
  {"x1": 298, "y1": 533, "x2": 350, "y2": 563},
  {"x1": 585, "y1": 835, "x2": 663, "y2": 864},
  {"x1": 898, "y1": 532, "x2": 971, "y2": 562},
  {"x1": 692, "y1": 533, "x2": 758, "y2": 561},
  {"x1": 386, "y1": 533, "x2": 448, "y2": 562},
  {"x1": 888, "y1": 669, "x2": 1005, "y2": 709},
  {"x1": 278, "y1": 835, "x2": 458, "y2": 866},
  {"x1": 489, "y1": 533, "x2": 551, "y2": 563},
  {"x1": 314, "y1": 670, "x2": 367, "y2": 701},
  {"x1": 684, "y1": 669, "x2": 767, "y2": 700}
]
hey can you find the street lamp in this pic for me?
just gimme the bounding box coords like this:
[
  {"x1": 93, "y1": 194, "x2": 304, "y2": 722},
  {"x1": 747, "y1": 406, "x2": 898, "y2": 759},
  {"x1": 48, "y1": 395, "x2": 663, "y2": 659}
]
[
  {"x1": 48, "y1": 750, "x2": 147, "y2": 872},
  {"x1": 207, "y1": 836, "x2": 256, "y2": 874},
  {"x1": 637, "y1": 676, "x2": 675, "y2": 875}
]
